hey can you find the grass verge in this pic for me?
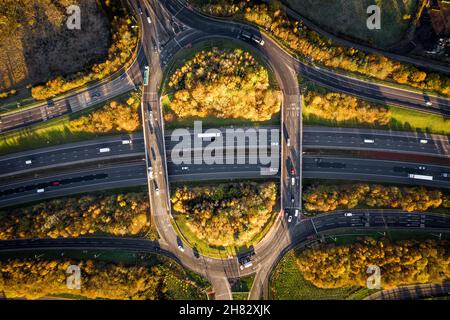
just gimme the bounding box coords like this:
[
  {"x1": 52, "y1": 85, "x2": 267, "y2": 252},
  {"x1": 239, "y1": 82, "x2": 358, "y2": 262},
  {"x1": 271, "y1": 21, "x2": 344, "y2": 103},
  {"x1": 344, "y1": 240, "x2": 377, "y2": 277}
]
[
  {"x1": 270, "y1": 229, "x2": 450, "y2": 300},
  {"x1": 302, "y1": 81, "x2": 450, "y2": 135}
]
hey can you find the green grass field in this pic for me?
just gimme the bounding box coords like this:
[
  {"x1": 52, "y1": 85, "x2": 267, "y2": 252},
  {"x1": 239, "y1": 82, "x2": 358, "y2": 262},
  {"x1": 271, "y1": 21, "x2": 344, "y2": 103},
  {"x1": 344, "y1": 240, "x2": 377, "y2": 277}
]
[
  {"x1": 285, "y1": 0, "x2": 418, "y2": 48},
  {"x1": 388, "y1": 106, "x2": 450, "y2": 135},
  {"x1": 270, "y1": 250, "x2": 375, "y2": 300},
  {"x1": 232, "y1": 292, "x2": 249, "y2": 300},
  {"x1": 230, "y1": 274, "x2": 256, "y2": 300},
  {"x1": 231, "y1": 274, "x2": 256, "y2": 292}
]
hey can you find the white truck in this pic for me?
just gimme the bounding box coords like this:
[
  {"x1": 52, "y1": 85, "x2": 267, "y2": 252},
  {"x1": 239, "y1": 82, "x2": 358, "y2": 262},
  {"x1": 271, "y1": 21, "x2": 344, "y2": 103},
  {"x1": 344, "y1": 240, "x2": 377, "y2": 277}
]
[{"x1": 408, "y1": 174, "x2": 433, "y2": 181}]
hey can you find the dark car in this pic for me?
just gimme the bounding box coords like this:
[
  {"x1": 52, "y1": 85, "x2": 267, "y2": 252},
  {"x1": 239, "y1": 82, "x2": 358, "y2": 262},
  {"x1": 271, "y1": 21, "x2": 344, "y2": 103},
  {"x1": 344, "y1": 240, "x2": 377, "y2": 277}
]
[{"x1": 93, "y1": 173, "x2": 108, "y2": 179}]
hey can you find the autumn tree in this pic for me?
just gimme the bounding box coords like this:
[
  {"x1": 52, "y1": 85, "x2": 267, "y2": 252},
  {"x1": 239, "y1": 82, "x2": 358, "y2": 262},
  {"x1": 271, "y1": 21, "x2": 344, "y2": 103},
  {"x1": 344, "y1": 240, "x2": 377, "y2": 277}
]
[
  {"x1": 296, "y1": 238, "x2": 449, "y2": 290},
  {"x1": 304, "y1": 89, "x2": 391, "y2": 125},
  {"x1": 0, "y1": 258, "x2": 206, "y2": 300},
  {"x1": 192, "y1": 1, "x2": 450, "y2": 97},
  {"x1": 303, "y1": 183, "x2": 446, "y2": 213},
  {"x1": 0, "y1": 192, "x2": 151, "y2": 240},
  {"x1": 69, "y1": 94, "x2": 141, "y2": 134},
  {"x1": 171, "y1": 182, "x2": 277, "y2": 247},
  {"x1": 166, "y1": 47, "x2": 281, "y2": 122}
]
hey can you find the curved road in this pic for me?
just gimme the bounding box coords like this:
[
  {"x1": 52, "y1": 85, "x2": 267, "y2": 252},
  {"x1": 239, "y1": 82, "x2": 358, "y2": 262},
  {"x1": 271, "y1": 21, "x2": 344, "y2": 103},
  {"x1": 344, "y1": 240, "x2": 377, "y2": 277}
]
[
  {"x1": 1, "y1": 0, "x2": 449, "y2": 300},
  {"x1": 1, "y1": 0, "x2": 450, "y2": 134},
  {"x1": 0, "y1": 210, "x2": 448, "y2": 300}
]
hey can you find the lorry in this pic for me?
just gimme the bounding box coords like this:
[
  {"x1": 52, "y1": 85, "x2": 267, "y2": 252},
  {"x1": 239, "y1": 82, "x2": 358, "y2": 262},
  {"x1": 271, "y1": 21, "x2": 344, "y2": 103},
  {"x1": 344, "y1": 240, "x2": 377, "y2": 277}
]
[{"x1": 408, "y1": 174, "x2": 433, "y2": 181}]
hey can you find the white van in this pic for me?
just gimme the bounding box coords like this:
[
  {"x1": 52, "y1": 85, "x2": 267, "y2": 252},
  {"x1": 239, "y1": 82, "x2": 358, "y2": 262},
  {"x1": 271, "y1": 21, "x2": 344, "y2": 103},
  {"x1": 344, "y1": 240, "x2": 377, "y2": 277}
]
[
  {"x1": 295, "y1": 209, "x2": 299, "y2": 217},
  {"x1": 239, "y1": 260, "x2": 253, "y2": 270},
  {"x1": 99, "y1": 148, "x2": 111, "y2": 153},
  {"x1": 291, "y1": 177, "x2": 295, "y2": 186},
  {"x1": 148, "y1": 167, "x2": 153, "y2": 179}
]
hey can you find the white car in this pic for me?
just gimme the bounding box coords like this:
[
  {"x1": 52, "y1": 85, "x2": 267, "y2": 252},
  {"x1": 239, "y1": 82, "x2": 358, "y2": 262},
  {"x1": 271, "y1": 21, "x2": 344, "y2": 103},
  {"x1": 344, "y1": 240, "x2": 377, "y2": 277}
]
[
  {"x1": 177, "y1": 245, "x2": 185, "y2": 252},
  {"x1": 25, "y1": 160, "x2": 32, "y2": 165},
  {"x1": 122, "y1": 140, "x2": 132, "y2": 145},
  {"x1": 286, "y1": 138, "x2": 291, "y2": 147},
  {"x1": 294, "y1": 209, "x2": 299, "y2": 217},
  {"x1": 418, "y1": 166, "x2": 426, "y2": 170},
  {"x1": 419, "y1": 139, "x2": 428, "y2": 144},
  {"x1": 442, "y1": 173, "x2": 449, "y2": 178},
  {"x1": 37, "y1": 188, "x2": 45, "y2": 193},
  {"x1": 147, "y1": 16, "x2": 152, "y2": 24},
  {"x1": 181, "y1": 167, "x2": 189, "y2": 171},
  {"x1": 99, "y1": 148, "x2": 111, "y2": 153},
  {"x1": 239, "y1": 261, "x2": 253, "y2": 270},
  {"x1": 147, "y1": 167, "x2": 153, "y2": 179},
  {"x1": 291, "y1": 177, "x2": 296, "y2": 186},
  {"x1": 425, "y1": 101, "x2": 433, "y2": 106},
  {"x1": 287, "y1": 216, "x2": 293, "y2": 223},
  {"x1": 344, "y1": 212, "x2": 353, "y2": 217},
  {"x1": 363, "y1": 139, "x2": 375, "y2": 144}
]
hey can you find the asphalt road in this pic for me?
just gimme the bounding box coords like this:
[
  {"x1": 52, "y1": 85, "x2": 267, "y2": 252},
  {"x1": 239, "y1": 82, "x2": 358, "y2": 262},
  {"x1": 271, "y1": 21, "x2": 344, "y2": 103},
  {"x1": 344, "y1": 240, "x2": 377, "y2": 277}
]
[
  {"x1": 303, "y1": 155, "x2": 450, "y2": 189},
  {"x1": 0, "y1": 209, "x2": 448, "y2": 300},
  {"x1": 0, "y1": 161, "x2": 147, "y2": 208},
  {"x1": 0, "y1": 134, "x2": 145, "y2": 177},
  {"x1": 2, "y1": 0, "x2": 450, "y2": 134},
  {"x1": 365, "y1": 282, "x2": 450, "y2": 300},
  {"x1": 2, "y1": 126, "x2": 448, "y2": 179},
  {"x1": 1, "y1": 0, "x2": 449, "y2": 301},
  {"x1": 161, "y1": 0, "x2": 450, "y2": 117},
  {"x1": 0, "y1": 50, "x2": 145, "y2": 133},
  {"x1": 1, "y1": 152, "x2": 449, "y2": 209}
]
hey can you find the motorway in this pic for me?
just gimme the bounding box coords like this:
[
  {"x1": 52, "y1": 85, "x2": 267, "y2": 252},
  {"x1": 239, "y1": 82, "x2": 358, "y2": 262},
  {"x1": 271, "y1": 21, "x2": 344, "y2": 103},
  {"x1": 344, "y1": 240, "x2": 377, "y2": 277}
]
[
  {"x1": 161, "y1": 0, "x2": 450, "y2": 117},
  {"x1": 0, "y1": 126, "x2": 448, "y2": 179},
  {"x1": 0, "y1": 50, "x2": 144, "y2": 133},
  {"x1": 0, "y1": 0, "x2": 450, "y2": 300},
  {"x1": 1, "y1": 150, "x2": 450, "y2": 208},
  {"x1": 1, "y1": 0, "x2": 449, "y2": 133},
  {"x1": 0, "y1": 209, "x2": 448, "y2": 300}
]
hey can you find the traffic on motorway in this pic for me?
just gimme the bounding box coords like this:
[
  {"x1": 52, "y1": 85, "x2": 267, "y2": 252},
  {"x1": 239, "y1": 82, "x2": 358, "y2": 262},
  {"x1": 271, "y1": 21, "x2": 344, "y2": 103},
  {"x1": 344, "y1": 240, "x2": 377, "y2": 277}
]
[{"x1": 0, "y1": 0, "x2": 449, "y2": 303}]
